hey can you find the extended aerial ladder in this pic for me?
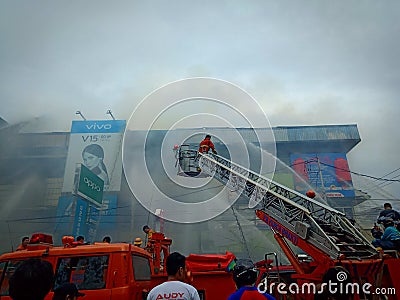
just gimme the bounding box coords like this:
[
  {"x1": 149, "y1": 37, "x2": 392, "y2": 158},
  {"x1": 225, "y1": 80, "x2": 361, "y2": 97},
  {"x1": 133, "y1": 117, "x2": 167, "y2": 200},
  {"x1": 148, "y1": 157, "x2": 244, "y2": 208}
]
[
  {"x1": 196, "y1": 152, "x2": 377, "y2": 259},
  {"x1": 175, "y1": 146, "x2": 397, "y2": 299}
]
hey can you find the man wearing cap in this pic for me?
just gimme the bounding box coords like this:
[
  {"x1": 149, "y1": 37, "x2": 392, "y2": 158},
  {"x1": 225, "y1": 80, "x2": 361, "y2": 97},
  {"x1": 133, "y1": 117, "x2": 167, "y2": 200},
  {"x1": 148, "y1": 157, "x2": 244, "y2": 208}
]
[
  {"x1": 228, "y1": 259, "x2": 276, "y2": 300},
  {"x1": 52, "y1": 283, "x2": 85, "y2": 300}
]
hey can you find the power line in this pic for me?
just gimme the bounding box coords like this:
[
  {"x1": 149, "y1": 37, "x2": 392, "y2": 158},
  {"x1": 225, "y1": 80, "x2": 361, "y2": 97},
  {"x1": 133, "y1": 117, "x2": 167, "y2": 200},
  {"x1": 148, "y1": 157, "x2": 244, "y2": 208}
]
[
  {"x1": 374, "y1": 173, "x2": 400, "y2": 189},
  {"x1": 318, "y1": 161, "x2": 400, "y2": 182},
  {"x1": 280, "y1": 159, "x2": 400, "y2": 185}
]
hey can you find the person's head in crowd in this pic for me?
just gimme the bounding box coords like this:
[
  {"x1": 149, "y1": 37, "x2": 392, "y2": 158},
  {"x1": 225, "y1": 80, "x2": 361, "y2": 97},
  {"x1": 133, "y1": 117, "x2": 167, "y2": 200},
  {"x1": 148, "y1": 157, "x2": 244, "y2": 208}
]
[
  {"x1": 166, "y1": 252, "x2": 187, "y2": 281},
  {"x1": 232, "y1": 259, "x2": 258, "y2": 288},
  {"x1": 76, "y1": 236, "x2": 84, "y2": 244},
  {"x1": 384, "y1": 203, "x2": 392, "y2": 210},
  {"x1": 9, "y1": 258, "x2": 54, "y2": 300},
  {"x1": 102, "y1": 236, "x2": 111, "y2": 243},
  {"x1": 52, "y1": 283, "x2": 85, "y2": 300}
]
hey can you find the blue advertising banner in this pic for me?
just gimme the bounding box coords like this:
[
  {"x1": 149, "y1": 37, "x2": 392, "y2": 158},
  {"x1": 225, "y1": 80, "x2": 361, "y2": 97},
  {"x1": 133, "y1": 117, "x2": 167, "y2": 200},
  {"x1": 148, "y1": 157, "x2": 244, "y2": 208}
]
[
  {"x1": 87, "y1": 194, "x2": 118, "y2": 241},
  {"x1": 98, "y1": 194, "x2": 117, "y2": 230},
  {"x1": 72, "y1": 198, "x2": 89, "y2": 238},
  {"x1": 87, "y1": 204, "x2": 100, "y2": 243},
  {"x1": 290, "y1": 153, "x2": 355, "y2": 198},
  {"x1": 57, "y1": 194, "x2": 117, "y2": 243}
]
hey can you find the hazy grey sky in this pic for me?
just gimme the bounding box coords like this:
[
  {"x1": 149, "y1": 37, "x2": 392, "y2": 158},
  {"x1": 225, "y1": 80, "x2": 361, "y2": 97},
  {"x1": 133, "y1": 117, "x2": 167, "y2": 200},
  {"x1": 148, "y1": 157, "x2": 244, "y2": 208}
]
[{"x1": 1, "y1": 0, "x2": 399, "y2": 197}]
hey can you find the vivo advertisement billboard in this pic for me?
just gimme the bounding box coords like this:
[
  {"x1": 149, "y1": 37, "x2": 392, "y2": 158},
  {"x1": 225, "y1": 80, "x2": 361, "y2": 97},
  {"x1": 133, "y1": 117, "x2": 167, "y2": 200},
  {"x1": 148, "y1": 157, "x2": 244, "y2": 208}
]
[
  {"x1": 290, "y1": 153, "x2": 355, "y2": 198},
  {"x1": 62, "y1": 120, "x2": 126, "y2": 193}
]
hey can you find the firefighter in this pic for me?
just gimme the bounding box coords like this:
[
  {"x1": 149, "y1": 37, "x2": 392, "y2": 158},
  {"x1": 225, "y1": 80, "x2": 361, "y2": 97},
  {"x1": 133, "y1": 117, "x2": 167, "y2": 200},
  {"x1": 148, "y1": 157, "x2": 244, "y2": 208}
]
[
  {"x1": 143, "y1": 225, "x2": 155, "y2": 251},
  {"x1": 143, "y1": 225, "x2": 155, "y2": 239},
  {"x1": 16, "y1": 236, "x2": 29, "y2": 251},
  {"x1": 198, "y1": 135, "x2": 217, "y2": 155},
  {"x1": 228, "y1": 259, "x2": 276, "y2": 300},
  {"x1": 196, "y1": 135, "x2": 217, "y2": 172},
  {"x1": 76, "y1": 236, "x2": 85, "y2": 245},
  {"x1": 133, "y1": 237, "x2": 143, "y2": 247}
]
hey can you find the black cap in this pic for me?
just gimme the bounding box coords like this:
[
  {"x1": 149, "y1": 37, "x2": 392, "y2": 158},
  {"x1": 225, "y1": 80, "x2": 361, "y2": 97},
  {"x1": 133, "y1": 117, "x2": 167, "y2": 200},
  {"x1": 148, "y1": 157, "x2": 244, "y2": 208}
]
[
  {"x1": 54, "y1": 283, "x2": 85, "y2": 298},
  {"x1": 232, "y1": 259, "x2": 257, "y2": 287}
]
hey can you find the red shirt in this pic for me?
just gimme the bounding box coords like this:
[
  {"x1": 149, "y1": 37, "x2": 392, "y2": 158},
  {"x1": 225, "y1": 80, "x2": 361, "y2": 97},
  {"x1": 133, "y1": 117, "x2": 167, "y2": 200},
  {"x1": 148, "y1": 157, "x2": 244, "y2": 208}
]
[{"x1": 198, "y1": 138, "x2": 215, "y2": 153}]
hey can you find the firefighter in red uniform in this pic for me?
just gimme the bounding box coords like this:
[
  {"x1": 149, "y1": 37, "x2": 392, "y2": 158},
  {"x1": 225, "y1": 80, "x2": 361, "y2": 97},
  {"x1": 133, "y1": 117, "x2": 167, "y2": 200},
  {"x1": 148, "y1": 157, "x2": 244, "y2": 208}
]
[
  {"x1": 198, "y1": 135, "x2": 217, "y2": 155},
  {"x1": 196, "y1": 135, "x2": 217, "y2": 172},
  {"x1": 16, "y1": 236, "x2": 29, "y2": 251}
]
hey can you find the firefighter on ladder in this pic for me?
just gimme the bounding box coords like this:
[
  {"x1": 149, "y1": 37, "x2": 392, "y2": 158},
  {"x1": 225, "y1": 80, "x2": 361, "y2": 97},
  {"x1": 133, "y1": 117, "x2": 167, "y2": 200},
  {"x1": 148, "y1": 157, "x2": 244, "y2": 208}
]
[
  {"x1": 196, "y1": 135, "x2": 217, "y2": 172},
  {"x1": 198, "y1": 134, "x2": 217, "y2": 155}
]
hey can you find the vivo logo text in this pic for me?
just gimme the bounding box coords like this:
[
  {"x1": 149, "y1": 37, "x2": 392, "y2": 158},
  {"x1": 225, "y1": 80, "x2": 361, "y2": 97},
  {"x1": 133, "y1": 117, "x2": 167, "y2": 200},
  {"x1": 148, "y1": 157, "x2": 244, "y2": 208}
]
[{"x1": 85, "y1": 123, "x2": 112, "y2": 130}]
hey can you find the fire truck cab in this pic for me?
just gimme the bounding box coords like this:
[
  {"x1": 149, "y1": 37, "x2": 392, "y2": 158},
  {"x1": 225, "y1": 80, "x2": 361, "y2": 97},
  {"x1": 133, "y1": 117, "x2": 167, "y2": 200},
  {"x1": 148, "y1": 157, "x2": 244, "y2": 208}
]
[
  {"x1": 0, "y1": 233, "x2": 237, "y2": 300},
  {"x1": 0, "y1": 238, "x2": 154, "y2": 300}
]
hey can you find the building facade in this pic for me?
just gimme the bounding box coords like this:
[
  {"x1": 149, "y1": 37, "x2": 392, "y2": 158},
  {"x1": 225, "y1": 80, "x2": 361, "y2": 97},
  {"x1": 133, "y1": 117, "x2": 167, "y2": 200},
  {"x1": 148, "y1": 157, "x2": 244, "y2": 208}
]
[{"x1": 0, "y1": 122, "x2": 362, "y2": 257}]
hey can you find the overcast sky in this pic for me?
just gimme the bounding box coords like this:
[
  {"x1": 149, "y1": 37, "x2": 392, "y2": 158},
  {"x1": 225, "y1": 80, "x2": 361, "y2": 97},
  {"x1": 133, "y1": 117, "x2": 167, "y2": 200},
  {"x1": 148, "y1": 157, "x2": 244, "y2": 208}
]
[{"x1": 1, "y1": 0, "x2": 399, "y2": 198}]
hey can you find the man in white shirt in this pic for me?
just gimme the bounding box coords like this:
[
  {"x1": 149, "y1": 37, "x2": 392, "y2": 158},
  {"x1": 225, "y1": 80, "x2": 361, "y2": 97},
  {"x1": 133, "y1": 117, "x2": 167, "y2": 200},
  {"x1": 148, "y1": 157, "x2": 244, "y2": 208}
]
[{"x1": 147, "y1": 252, "x2": 200, "y2": 300}]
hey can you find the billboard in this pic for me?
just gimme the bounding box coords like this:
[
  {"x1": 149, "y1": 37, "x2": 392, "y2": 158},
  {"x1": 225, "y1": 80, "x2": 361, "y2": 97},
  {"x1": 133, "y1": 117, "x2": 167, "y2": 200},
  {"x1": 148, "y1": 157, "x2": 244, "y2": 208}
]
[
  {"x1": 62, "y1": 120, "x2": 126, "y2": 192},
  {"x1": 290, "y1": 153, "x2": 355, "y2": 198}
]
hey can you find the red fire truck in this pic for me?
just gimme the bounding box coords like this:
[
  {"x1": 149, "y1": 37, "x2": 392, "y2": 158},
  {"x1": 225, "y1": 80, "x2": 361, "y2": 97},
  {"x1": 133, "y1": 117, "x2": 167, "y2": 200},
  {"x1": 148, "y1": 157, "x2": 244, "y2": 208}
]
[{"x1": 0, "y1": 232, "x2": 236, "y2": 300}]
